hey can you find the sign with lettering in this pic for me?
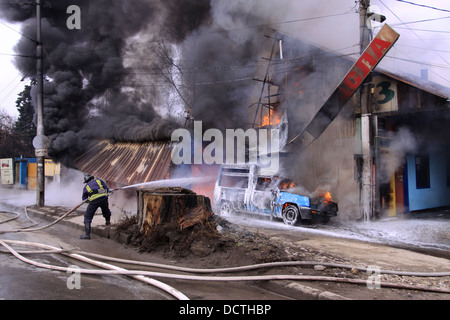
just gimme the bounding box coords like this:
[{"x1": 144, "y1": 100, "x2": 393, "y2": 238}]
[
  {"x1": 372, "y1": 75, "x2": 398, "y2": 113},
  {"x1": 289, "y1": 24, "x2": 399, "y2": 145},
  {"x1": 1, "y1": 158, "x2": 14, "y2": 185},
  {"x1": 338, "y1": 24, "x2": 400, "y2": 102}
]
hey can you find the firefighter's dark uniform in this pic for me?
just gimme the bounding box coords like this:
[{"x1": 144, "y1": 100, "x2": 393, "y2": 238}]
[{"x1": 80, "y1": 176, "x2": 112, "y2": 239}]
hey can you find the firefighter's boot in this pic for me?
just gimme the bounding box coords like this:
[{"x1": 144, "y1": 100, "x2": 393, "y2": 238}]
[
  {"x1": 105, "y1": 218, "x2": 111, "y2": 226},
  {"x1": 80, "y1": 223, "x2": 91, "y2": 240}
]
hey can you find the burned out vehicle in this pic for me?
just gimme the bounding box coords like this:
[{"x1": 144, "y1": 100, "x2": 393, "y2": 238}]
[{"x1": 213, "y1": 165, "x2": 338, "y2": 225}]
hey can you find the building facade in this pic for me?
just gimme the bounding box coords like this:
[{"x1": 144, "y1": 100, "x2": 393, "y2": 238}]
[{"x1": 263, "y1": 34, "x2": 450, "y2": 219}]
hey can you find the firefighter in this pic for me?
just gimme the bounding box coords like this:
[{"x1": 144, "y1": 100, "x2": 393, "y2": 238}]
[{"x1": 80, "y1": 174, "x2": 112, "y2": 240}]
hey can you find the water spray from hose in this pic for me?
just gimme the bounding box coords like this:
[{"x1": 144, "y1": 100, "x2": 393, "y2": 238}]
[{"x1": 111, "y1": 176, "x2": 214, "y2": 191}]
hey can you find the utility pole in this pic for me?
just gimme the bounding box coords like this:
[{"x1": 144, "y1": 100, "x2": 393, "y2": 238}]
[
  {"x1": 35, "y1": 0, "x2": 46, "y2": 207},
  {"x1": 359, "y1": 0, "x2": 373, "y2": 221}
]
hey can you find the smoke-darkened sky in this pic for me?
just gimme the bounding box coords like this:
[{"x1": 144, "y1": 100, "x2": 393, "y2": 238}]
[{"x1": 0, "y1": 0, "x2": 449, "y2": 166}]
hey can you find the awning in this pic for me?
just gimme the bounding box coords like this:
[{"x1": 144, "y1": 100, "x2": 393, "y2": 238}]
[{"x1": 74, "y1": 140, "x2": 175, "y2": 186}]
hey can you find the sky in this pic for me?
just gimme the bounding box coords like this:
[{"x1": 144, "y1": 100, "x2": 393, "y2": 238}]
[
  {"x1": 0, "y1": 0, "x2": 449, "y2": 119},
  {"x1": 373, "y1": 0, "x2": 450, "y2": 87},
  {"x1": 0, "y1": 21, "x2": 22, "y2": 118}
]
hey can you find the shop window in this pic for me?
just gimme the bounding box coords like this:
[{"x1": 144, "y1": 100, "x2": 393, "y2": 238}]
[{"x1": 415, "y1": 154, "x2": 430, "y2": 189}]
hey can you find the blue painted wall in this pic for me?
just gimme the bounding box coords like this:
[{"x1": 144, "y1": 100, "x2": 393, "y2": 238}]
[
  {"x1": 14, "y1": 157, "x2": 37, "y2": 188},
  {"x1": 406, "y1": 149, "x2": 450, "y2": 211}
]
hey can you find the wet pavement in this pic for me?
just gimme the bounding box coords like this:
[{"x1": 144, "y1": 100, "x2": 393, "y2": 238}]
[
  {"x1": 0, "y1": 186, "x2": 293, "y2": 301},
  {"x1": 2, "y1": 184, "x2": 449, "y2": 258},
  {"x1": 0, "y1": 183, "x2": 450, "y2": 258},
  {"x1": 1, "y1": 185, "x2": 449, "y2": 301},
  {"x1": 0, "y1": 209, "x2": 291, "y2": 301},
  {"x1": 218, "y1": 208, "x2": 450, "y2": 259}
]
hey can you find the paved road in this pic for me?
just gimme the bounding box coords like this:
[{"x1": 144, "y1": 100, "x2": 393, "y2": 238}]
[
  {"x1": 0, "y1": 209, "x2": 290, "y2": 301},
  {"x1": 1, "y1": 186, "x2": 449, "y2": 302},
  {"x1": 3, "y1": 185, "x2": 449, "y2": 256},
  {"x1": 219, "y1": 208, "x2": 450, "y2": 259}
]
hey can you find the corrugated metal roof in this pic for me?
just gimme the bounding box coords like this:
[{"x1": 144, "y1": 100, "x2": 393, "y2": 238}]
[
  {"x1": 378, "y1": 69, "x2": 450, "y2": 100},
  {"x1": 74, "y1": 140, "x2": 175, "y2": 186}
]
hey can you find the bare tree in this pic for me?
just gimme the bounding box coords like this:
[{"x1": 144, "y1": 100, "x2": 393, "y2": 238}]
[{"x1": 0, "y1": 108, "x2": 17, "y2": 157}]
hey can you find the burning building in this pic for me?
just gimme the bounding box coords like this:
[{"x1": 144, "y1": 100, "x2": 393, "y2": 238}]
[
  {"x1": 2, "y1": 1, "x2": 449, "y2": 221},
  {"x1": 255, "y1": 31, "x2": 450, "y2": 220}
]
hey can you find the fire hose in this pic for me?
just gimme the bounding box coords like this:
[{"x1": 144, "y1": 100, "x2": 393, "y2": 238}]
[
  {"x1": 1, "y1": 239, "x2": 450, "y2": 300},
  {"x1": 0, "y1": 176, "x2": 212, "y2": 235},
  {"x1": 0, "y1": 199, "x2": 88, "y2": 234},
  {"x1": 0, "y1": 188, "x2": 449, "y2": 299},
  {"x1": 0, "y1": 239, "x2": 189, "y2": 300}
]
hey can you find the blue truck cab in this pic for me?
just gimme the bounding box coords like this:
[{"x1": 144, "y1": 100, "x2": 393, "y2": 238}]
[{"x1": 213, "y1": 164, "x2": 338, "y2": 225}]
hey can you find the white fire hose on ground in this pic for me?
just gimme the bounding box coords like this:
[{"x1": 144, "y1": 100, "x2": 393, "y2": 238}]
[
  {"x1": 0, "y1": 239, "x2": 189, "y2": 300},
  {"x1": 0, "y1": 199, "x2": 88, "y2": 235},
  {"x1": 0, "y1": 238, "x2": 450, "y2": 301},
  {"x1": 0, "y1": 188, "x2": 450, "y2": 299}
]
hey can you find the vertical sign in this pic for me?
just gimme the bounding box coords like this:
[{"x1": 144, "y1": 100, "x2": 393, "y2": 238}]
[{"x1": 1, "y1": 158, "x2": 14, "y2": 185}]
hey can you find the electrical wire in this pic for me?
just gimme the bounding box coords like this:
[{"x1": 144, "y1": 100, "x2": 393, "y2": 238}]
[
  {"x1": 384, "y1": 55, "x2": 450, "y2": 70},
  {"x1": 396, "y1": 43, "x2": 450, "y2": 54},
  {"x1": 392, "y1": 0, "x2": 450, "y2": 13},
  {"x1": 393, "y1": 27, "x2": 450, "y2": 34},
  {"x1": 379, "y1": 0, "x2": 450, "y2": 84},
  {"x1": 0, "y1": 20, "x2": 36, "y2": 44},
  {"x1": 389, "y1": 15, "x2": 450, "y2": 26}
]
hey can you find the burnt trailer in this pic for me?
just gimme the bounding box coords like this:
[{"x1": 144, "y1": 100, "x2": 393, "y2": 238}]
[{"x1": 213, "y1": 164, "x2": 338, "y2": 225}]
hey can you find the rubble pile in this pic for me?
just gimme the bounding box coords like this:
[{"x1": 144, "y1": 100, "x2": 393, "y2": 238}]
[{"x1": 114, "y1": 208, "x2": 287, "y2": 264}]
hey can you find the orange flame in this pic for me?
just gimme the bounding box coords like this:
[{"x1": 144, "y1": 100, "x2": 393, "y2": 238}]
[
  {"x1": 280, "y1": 180, "x2": 295, "y2": 190},
  {"x1": 318, "y1": 191, "x2": 332, "y2": 203},
  {"x1": 260, "y1": 109, "x2": 281, "y2": 127}
]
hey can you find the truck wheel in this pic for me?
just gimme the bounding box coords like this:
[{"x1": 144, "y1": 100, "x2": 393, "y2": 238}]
[
  {"x1": 282, "y1": 205, "x2": 299, "y2": 226},
  {"x1": 220, "y1": 201, "x2": 234, "y2": 215}
]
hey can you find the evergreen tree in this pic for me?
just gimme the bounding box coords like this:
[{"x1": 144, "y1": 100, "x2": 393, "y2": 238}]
[{"x1": 13, "y1": 83, "x2": 36, "y2": 157}]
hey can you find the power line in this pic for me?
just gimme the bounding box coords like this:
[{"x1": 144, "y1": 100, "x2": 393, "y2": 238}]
[
  {"x1": 194, "y1": 12, "x2": 356, "y2": 37},
  {"x1": 393, "y1": 27, "x2": 450, "y2": 34},
  {"x1": 380, "y1": 0, "x2": 450, "y2": 69},
  {"x1": 389, "y1": 15, "x2": 450, "y2": 26},
  {"x1": 396, "y1": 43, "x2": 450, "y2": 54},
  {"x1": 0, "y1": 52, "x2": 35, "y2": 59},
  {"x1": 0, "y1": 20, "x2": 36, "y2": 44},
  {"x1": 0, "y1": 78, "x2": 24, "y2": 106},
  {"x1": 392, "y1": 0, "x2": 450, "y2": 13},
  {"x1": 378, "y1": 0, "x2": 450, "y2": 86},
  {"x1": 384, "y1": 55, "x2": 450, "y2": 70}
]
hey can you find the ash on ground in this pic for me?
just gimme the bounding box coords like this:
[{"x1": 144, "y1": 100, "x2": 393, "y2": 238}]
[{"x1": 113, "y1": 207, "x2": 289, "y2": 266}]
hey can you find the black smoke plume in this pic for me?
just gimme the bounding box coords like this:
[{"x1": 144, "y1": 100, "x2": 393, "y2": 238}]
[
  {"x1": 0, "y1": 0, "x2": 211, "y2": 165},
  {"x1": 0, "y1": 0, "x2": 315, "y2": 166}
]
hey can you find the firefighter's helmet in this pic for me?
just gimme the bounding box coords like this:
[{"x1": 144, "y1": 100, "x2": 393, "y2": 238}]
[{"x1": 84, "y1": 174, "x2": 94, "y2": 183}]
